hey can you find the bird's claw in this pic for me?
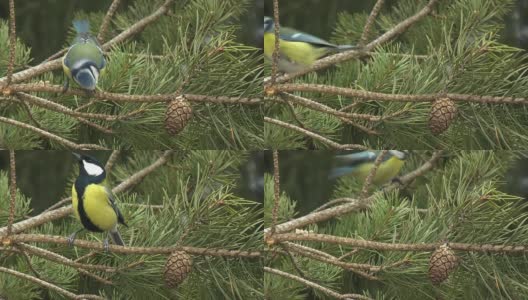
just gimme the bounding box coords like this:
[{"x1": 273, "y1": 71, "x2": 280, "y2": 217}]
[
  {"x1": 62, "y1": 80, "x2": 69, "y2": 94},
  {"x1": 103, "y1": 238, "x2": 110, "y2": 252},
  {"x1": 67, "y1": 232, "x2": 77, "y2": 247},
  {"x1": 391, "y1": 177, "x2": 404, "y2": 186}
]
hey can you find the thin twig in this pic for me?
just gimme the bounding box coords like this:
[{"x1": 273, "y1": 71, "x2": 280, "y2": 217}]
[
  {"x1": 264, "y1": 267, "x2": 372, "y2": 300},
  {"x1": 0, "y1": 116, "x2": 107, "y2": 150},
  {"x1": 98, "y1": 0, "x2": 123, "y2": 43},
  {"x1": 5, "y1": 0, "x2": 16, "y2": 86},
  {"x1": 359, "y1": 150, "x2": 388, "y2": 199},
  {"x1": 0, "y1": 266, "x2": 104, "y2": 300},
  {"x1": 7, "y1": 150, "x2": 16, "y2": 236},
  {"x1": 313, "y1": 198, "x2": 357, "y2": 212},
  {"x1": 270, "y1": 0, "x2": 280, "y2": 84},
  {"x1": 279, "y1": 92, "x2": 382, "y2": 121},
  {"x1": 0, "y1": 0, "x2": 175, "y2": 85},
  {"x1": 266, "y1": 0, "x2": 439, "y2": 85},
  {"x1": 359, "y1": 0, "x2": 385, "y2": 47},
  {"x1": 279, "y1": 244, "x2": 308, "y2": 279},
  {"x1": 12, "y1": 234, "x2": 261, "y2": 257},
  {"x1": 105, "y1": 150, "x2": 121, "y2": 173},
  {"x1": 2, "y1": 150, "x2": 174, "y2": 234},
  {"x1": 285, "y1": 244, "x2": 380, "y2": 280},
  {"x1": 264, "y1": 151, "x2": 442, "y2": 234},
  {"x1": 272, "y1": 232, "x2": 528, "y2": 254},
  {"x1": 13, "y1": 244, "x2": 42, "y2": 279},
  {"x1": 9, "y1": 83, "x2": 262, "y2": 105},
  {"x1": 270, "y1": 151, "x2": 280, "y2": 236},
  {"x1": 276, "y1": 83, "x2": 528, "y2": 105},
  {"x1": 264, "y1": 117, "x2": 368, "y2": 150},
  {"x1": 18, "y1": 243, "x2": 115, "y2": 284},
  {"x1": 16, "y1": 92, "x2": 145, "y2": 121},
  {"x1": 16, "y1": 98, "x2": 43, "y2": 128}
]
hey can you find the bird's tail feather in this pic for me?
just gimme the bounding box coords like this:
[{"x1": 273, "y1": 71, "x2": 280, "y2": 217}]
[
  {"x1": 328, "y1": 167, "x2": 354, "y2": 179},
  {"x1": 109, "y1": 229, "x2": 125, "y2": 246},
  {"x1": 73, "y1": 20, "x2": 90, "y2": 34},
  {"x1": 336, "y1": 45, "x2": 359, "y2": 52}
]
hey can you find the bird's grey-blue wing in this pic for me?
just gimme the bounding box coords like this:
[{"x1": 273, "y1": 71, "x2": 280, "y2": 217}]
[
  {"x1": 279, "y1": 27, "x2": 337, "y2": 48},
  {"x1": 105, "y1": 187, "x2": 128, "y2": 227}
]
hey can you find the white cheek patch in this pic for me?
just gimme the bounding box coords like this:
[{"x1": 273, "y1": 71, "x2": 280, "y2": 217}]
[
  {"x1": 89, "y1": 66, "x2": 99, "y2": 82},
  {"x1": 83, "y1": 160, "x2": 104, "y2": 176},
  {"x1": 389, "y1": 150, "x2": 406, "y2": 160}
]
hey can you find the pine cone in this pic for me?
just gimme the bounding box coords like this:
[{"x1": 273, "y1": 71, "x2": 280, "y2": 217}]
[
  {"x1": 165, "y1": 96, "x2": 193, "y2": 135},
  {"x1": 164, "y1": 251, "x2": 193, "y2": 288},
  {"x1": 429, "y1": 98, "x2": 457, "y2": 135},
  {"x1": 429, "y1": 244, "x2": 458, "y2": 285}
]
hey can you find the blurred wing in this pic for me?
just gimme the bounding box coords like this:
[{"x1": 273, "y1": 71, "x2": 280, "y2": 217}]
[
  {"x1": 334, "y1": 151, "x2": 378, "y2": 165},
  {"x1": 328, "y1": 167, "x2": 357, "y2": 179},
  {"x1": 279, "y1": 27, "x2": 337, "y2": 48},
  {"x1": 105, "y1": 187, "x2": 128, "y2": 227}
]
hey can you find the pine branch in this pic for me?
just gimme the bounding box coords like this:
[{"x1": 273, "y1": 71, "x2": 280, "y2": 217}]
[
  {"x1": 0, "y1": 150, "x2": 173, "y2": 234},
  {"x1": 0, "y1": 116, "x2": 107, "y2": 150},
  {"x1": 264, "y1": 0, "x2": 439, "y2": 85},
  {"x1": 7, "y1": 150, "x2": 16, "y2": 236},
  {"x1": 264, "y1": 267, "x2": 373, "y2": 300},
  {"x1": 270, "y1": 150, "x2": 280, "y2": 235},
  {"x1": 272, "y1": 232, "x2": 528, "y2": 254},
  {"x1": 7, "y1": 83, "x2": 262, "y2": 105},
  {"x1": 5, "y1": 0, "x2": 16, "y2": 85},
  {"x1": 97, "y1": 0, "x2": 123, "y2": 43},
  {"x1": 11, "y1": 234, "x2": 261, "y2": 258},
  {"x1": 265, "y1": 151, "x2": 442, "y2": 235},
  {"x1": 0, "y1": 266, "x2": 104, "y2": 300},
  {"x1": 359, "y1": 0, "x2": 385, "y2": 47},
  {"x1": 276, "y1": 83, "x2": 528, "y2": 105},
  {"x1": 0, "y1": 0, "x2": 175, "y2": 86},
  {"x1": 265, "y1": 117, "x2": 368, "y2": 150}
]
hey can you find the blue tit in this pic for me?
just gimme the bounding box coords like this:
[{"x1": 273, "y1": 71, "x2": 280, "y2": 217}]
[
  {"x1": 329, "y1": 150, "x2": 408, "y2": 184},
  {"x1": 62, "y1": 20, "x2": 106, "y2": 92},
  {"x1": 263, "y1": 16, "x2": 357, "y2": 73},
  {"x1": 69, "y1": 153, "x2": 127, "y2": 250}
]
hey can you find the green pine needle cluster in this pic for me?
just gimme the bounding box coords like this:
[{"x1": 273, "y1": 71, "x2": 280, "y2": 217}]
[{"x1": 265, "y1": 151, "x2": 528, "y2": 299}]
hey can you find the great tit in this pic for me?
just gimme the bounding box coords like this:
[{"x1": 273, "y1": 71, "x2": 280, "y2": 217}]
[
  {"x1": 329, "y1": 150, "x2": 407, "y2": 184},
  {"x1": 62, "y1": 20, "x2": 106, "y2": 92},
  {"x1": 68, "y1": 153, "x2": 127, "y2": 250},
  {"x1": 263, "y1": 16, "x2": 357, "y2": 73}
]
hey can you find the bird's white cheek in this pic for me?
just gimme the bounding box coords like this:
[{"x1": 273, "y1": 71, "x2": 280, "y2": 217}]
[{"x1": 83, "y1": 161, "x2": 103, "y2": 176}]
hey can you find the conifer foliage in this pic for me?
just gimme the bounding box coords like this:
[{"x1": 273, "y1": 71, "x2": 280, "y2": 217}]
[
  {"x1": 265, "y1": 150, "x2": 528, "y2": 299},
  {"x1": 264, "y1": 0, "x2": 528, "y2": 150},
  {"x1": 0, "y1": 0, "x2": 263, "y2": 150}
]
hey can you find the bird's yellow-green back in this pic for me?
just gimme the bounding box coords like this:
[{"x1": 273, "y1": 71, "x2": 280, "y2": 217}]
[{"x1": 355, "y1": 156, "x2": 405, "y2": 184}]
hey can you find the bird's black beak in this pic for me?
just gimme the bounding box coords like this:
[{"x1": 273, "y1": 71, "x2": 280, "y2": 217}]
[{"x1": 72, "y1": 153, "x2": 82, "y2": 161}]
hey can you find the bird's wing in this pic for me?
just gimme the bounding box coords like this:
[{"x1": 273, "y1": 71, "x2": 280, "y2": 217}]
[
  {"x1": 279, "y1": 27, "x2": 337, "y2": 48},
  {"x1": 333, "y1": 151, "x2": 378, "y2": 165},
  {"x1": 105, "y1": 187, "x2": 128, "y2": 227},
  {"x1": 328, "y1": 167, "x2": 358, "y2": 179}
]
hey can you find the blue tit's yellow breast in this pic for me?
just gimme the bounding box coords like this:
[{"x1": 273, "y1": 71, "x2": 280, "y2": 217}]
[
  {"x1": 356, "y1": 157, "x2": 405, "y2": 184},
  {"x1": 62, "y1": 56, "x2": 72, "y2": 79},
  {"x1": 263, "y1": 32, "x2": 327, "y2": 67},
  {"x1": 82, "y1": 184, "x2": 118, "y2": 231}
]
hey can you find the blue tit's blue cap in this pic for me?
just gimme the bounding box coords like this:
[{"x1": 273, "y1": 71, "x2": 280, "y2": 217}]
[{"x1": 74, "y1": 69, "x2": 96, "y2": 90}]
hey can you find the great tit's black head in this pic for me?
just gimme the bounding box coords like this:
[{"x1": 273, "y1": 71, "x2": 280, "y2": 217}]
[
  {"x1": 73, "y1": 153, "x2": 105, "y2": 177},
  {"x1": 264, "y1": 16, "x2": 274, "y2": 33}
]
